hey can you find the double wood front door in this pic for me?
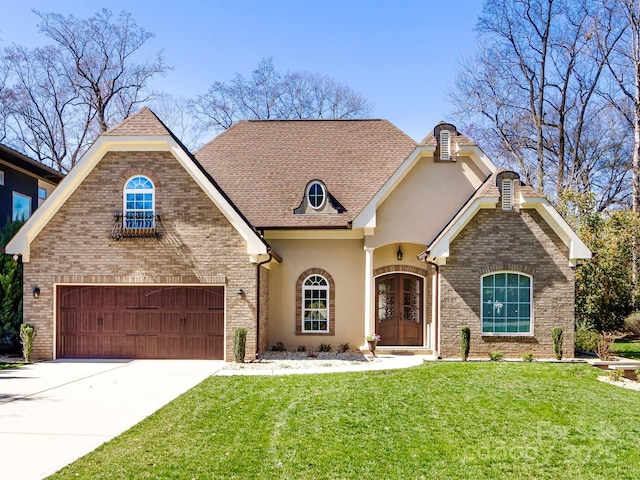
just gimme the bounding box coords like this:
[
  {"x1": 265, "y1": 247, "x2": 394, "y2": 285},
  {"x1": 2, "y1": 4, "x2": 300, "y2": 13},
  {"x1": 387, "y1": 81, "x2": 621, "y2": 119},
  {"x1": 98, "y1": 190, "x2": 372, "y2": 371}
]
[{"x1": 375, "y1": 273, "x2": 423, "y2": 346}]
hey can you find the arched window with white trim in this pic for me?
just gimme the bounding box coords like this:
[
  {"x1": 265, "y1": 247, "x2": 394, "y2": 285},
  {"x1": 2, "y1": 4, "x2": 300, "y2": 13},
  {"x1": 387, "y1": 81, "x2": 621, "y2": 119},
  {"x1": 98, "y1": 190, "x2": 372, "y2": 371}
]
[
  {"x1": 481, "y1": 272, "x2": 532, "y2": 334},
  {"x1": 302, "y1": 274, "x2": 330, "y2": 333},
  {"x1": 124, "y1": 176, "x2": 155, "y2": 229}
]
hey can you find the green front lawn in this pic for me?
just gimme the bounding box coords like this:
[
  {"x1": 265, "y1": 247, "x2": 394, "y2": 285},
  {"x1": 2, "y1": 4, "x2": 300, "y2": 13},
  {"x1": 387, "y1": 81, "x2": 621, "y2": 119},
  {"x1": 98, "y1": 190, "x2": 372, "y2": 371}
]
[
  {"x1": 613, "y1": 338, "x2": 640, "y2": 359},
  {"x1": 49, "y1": 363, "x2": 640, "y2": 480}
]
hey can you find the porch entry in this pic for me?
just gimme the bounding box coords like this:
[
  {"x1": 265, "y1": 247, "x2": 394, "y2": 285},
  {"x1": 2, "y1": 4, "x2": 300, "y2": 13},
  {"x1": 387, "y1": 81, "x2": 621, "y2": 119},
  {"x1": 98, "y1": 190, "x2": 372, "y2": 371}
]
[{"x1": 375, "y1": 273, "x2": 423, "y2": 346}]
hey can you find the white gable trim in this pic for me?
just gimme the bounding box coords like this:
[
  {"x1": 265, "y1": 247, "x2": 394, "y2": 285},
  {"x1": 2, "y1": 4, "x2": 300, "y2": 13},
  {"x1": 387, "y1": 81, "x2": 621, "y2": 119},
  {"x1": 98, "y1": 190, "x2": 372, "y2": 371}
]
[
  {"x1": 428, "y1": 196, "x2": 500, "y2": 264},
  {"x1": 352, "y1": 144, "x2": 496, "y2": 232},
  {"x1": 6, "y1": 135, "x2": 267, "y2": 261},
  {"x1": 519, "y1": 194, "x2": 591, "y2": 264},
  {"x1": 427, "y1": 195, "x2": 591, "y2": 266}
]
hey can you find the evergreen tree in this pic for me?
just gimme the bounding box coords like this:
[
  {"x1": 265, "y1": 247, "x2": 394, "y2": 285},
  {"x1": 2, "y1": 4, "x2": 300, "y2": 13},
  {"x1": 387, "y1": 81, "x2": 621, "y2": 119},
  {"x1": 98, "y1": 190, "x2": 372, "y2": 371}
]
[{"x1": 0, "y1": 219, "x2": 24, "y2": 348}]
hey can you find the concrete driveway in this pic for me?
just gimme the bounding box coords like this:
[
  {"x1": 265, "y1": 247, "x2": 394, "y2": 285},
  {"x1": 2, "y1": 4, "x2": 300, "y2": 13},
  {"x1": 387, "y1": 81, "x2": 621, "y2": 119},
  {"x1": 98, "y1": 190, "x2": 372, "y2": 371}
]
[{"x1": 0, "y1": 359, "x2": 224, "y2": 479}]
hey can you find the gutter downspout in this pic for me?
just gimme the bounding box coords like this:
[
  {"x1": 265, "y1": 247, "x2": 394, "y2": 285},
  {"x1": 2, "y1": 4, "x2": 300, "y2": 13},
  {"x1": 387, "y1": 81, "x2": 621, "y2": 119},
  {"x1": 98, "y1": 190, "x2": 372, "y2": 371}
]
[{"x1": 255, "y1": 248, "x2": 273, "y2": 358}]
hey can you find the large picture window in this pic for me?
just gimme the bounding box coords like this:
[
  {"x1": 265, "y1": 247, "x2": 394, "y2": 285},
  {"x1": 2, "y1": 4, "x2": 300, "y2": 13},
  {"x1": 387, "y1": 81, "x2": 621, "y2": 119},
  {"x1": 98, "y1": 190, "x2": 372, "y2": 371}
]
[
  {"x1": 302, "y1": 275, "x2": 329, "y2": 333},
  {"x1": 124, "y1": 176, "x2": 155, "y2": 228},
  {"x1": 481, "y1": 272, "x2": 532, "y2": 334}
]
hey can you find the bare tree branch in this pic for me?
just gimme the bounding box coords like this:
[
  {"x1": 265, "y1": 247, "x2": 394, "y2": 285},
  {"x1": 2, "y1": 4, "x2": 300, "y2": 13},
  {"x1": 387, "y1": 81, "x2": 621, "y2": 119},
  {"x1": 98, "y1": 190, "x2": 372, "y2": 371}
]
[{"x1": 189, "y1": 57, "x2": 371, "y2": 134}]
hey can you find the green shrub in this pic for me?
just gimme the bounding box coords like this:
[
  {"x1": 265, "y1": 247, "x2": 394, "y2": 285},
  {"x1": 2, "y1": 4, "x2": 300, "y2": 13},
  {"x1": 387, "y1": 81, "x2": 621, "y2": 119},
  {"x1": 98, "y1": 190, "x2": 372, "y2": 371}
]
[
  {"x1": 460, "y1": 326, "x2": 470, "y2": 361},
  {"x1": 624, "y1": 311, "x2": 640, "y2": 335},
  {"x1": 551, "y1": 327, "x2": 563, "y2": 360},
  {"x1": 271, "y1": 341, "x2": 286, "y2": 352},
  {"x1": 608, "y1": 369, "x2": 623, "y2": 382},
  {"x1": 317, "y1": 343, "x2": 332, "y2": 352},
  {"x1": 489, "y1": 351, "x2": 504, "y2": 361},
  {"x1": 233, "y1": 327, "x2": 247, "y2": 363},
  {"x1": 575, "y1": 329, "x2": 599, "y2": 353},
  {"x1": 19, "y1": 323, "x2": 35, "y2": 363},
  {"x1": 0, "y1": 220, "x2": 25, "y2": 349},
  {"x1": 337, "y1": 342, "x2": 349, "y2": 353},
  {"x1": 522, "y1": 351, "x2": 534, "y2": 362}
]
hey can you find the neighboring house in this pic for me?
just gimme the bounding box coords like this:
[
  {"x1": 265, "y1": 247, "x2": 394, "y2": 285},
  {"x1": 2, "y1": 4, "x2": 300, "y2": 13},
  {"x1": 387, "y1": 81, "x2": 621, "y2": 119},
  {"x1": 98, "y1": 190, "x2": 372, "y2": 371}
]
[
  {"x1": 0, "y1": 144, "x2": 64, "y2": 230},
  {"x1": 6, "y1": 108, "x2": 591, "y2": 361}
]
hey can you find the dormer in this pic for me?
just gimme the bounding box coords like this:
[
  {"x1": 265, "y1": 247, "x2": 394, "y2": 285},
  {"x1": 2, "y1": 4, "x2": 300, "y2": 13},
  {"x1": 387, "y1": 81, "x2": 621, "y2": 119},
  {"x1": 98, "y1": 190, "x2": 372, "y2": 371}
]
[
  {"x1": 293, "y1": 179, "x2": 346, "y2": 215},
  {"x1": 434, "y1": 122, "x2": 458, "y2": 162},
  {"x1": 496, "y1": 171, "x2": 521, "y2": 211}
]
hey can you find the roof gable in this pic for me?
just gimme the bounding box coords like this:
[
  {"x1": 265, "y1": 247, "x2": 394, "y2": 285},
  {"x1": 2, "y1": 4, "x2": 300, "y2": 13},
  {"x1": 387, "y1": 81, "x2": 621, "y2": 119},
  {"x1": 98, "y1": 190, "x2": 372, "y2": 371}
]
[
  {"x1": 352, "y1": 125, "x2": 496, "y2": 233},
  {"x1": 423, "y1": 170, "x2": 591, "y2": 266},
  {"x1": 195, "y1": 119, "x2": 417, "y2": 229},
  {"x1": 103, "y1": 107, "x2": 173, "y2": 137},
  {"x1": 6, "y1": 108, "x2": 268, "y2": 261}
]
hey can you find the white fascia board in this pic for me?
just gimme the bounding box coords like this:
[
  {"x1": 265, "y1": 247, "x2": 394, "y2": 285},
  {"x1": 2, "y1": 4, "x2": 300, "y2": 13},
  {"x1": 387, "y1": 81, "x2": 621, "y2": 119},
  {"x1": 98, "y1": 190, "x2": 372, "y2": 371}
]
[
  {"x1": 428, "y1": 196, "x2": 500, "y2": 260},
  {"x1": 519, "y1": 194, "x2": 591, "y2": 264},
  {"x1": 5, "y1": 135, "x2": 129, "y2": 261},
  {"x1": 6, "y1": 135, "x2": 267, "y2": 261},
  {"x1": 456, "y1": 146, "x2": 498, "y2": 175},
  {"x1": 263, "y1": 229, "x2": 364, "y2": 240},
  {"x1": 352, "y1": 147, "x2": 430, "y2": 230},
  {"x1": 165, "y1": 138, "x2": 266, "y2": 255}
]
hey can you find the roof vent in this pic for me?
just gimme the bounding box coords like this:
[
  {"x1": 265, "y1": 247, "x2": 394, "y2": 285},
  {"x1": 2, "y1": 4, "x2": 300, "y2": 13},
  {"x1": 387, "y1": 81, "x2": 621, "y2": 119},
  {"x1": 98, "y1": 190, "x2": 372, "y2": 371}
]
[
  {"x1": 501, "y1": 179, "x2": 513, "y2": 211},
  {"x1": 496, "y1": 171, "x2": 521, "y2": 211},
  {"x1": 434, "y1": 122, "x2": 458, "y2": 161},
  {"x1": 440, "y1": 130, "x2": 450, "y2": 161}
]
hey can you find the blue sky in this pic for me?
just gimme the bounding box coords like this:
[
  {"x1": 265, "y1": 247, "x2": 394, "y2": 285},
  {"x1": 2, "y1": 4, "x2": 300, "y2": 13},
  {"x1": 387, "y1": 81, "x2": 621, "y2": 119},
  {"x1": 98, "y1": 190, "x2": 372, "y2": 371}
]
[{"x1": 1, "y1": 1, "x2": 484, "y2": 142}]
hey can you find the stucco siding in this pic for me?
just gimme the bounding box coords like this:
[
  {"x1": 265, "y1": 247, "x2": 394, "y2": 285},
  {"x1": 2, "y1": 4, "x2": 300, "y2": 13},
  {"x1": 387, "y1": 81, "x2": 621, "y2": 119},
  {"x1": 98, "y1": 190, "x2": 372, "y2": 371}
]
[
  {"x1": 369, "y1": 156, "x2": 487, "y2": 249},
  {"x1": 267, "y1": 238, "x2": 365, "y2": 351},
  {"x1": 23, "y1": 150, "x2": 257, "y2": 361},
  {"x1": 439, "y1": 208, "x2": 575, "y2": 359}
]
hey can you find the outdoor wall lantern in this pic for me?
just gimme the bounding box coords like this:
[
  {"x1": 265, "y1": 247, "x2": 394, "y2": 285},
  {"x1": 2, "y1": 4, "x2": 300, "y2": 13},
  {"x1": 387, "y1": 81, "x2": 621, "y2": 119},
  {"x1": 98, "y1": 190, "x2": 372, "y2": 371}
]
[
  {"x1": 237, "y1": 288, "x2": 244, "y2": 299},
  {"x1": 397, "y1": 245, "x2": 403, "y2": 261},
  {"x1": 33, "y1": 286, "x2": 40, "y2": 299}
]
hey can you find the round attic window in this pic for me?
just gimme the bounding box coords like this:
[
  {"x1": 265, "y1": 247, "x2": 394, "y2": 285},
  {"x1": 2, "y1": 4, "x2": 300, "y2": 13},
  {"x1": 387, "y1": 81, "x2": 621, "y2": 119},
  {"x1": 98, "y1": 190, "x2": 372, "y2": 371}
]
[{"x1": 307, "y1": 181, "x2": 326, "y2": 210}]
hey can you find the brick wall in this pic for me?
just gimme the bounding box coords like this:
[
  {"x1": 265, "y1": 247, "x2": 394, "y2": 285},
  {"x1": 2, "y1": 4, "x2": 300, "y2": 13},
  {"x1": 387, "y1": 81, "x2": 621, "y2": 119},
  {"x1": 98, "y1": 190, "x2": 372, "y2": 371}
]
[
  {"x1": 24, "y1": 151, "x2": 258, "y2": 361},
  {"x1": 439, "y1": 208, "x2": 575, "y2": 359}
]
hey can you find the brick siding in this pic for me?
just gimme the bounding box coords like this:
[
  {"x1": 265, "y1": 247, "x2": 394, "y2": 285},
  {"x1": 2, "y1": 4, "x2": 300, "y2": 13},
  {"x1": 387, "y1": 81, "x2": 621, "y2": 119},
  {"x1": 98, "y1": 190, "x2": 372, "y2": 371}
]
[
  {"x1": 439, "y1": 208, "x2": 576, "y2": 359},
  {"x1": 24, "y1": 151, "x2": 258, "y2": 361}
]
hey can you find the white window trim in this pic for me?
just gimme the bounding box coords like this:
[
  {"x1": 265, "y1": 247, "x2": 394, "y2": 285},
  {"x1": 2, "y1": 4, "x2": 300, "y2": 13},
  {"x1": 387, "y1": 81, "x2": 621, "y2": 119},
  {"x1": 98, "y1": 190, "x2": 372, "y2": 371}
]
[
  {"x1": 302, "y1": 274, "x2": 330, "y2": 333},
  {"x1": 502, "y1": 179, "x2": 513, "y2": 211},
  {"x1": 440, "y1": 130, "x2": 451, "y2": 161},
  {"x1": 306, "y1": 181, "x2": 327, "y2": 211},
  {"x1": 123, "y1": 175, "x2": 155, "y2": 229},
  {"x1": 480, "y1": 271, "x2": 533, "y2": 336}
]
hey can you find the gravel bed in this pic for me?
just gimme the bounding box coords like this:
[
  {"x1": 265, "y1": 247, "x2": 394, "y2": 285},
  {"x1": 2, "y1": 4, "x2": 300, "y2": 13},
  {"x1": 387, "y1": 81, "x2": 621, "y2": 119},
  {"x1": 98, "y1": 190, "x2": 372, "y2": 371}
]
[
  {"x1": 223, "y1": 350, "x2": 370, "y2": 370},
  {"x1": 598, "y1": 376, "x2": 640, "y2": 391},
  {"x1": 0, "y1": 354, "x2": 23, "y2": 364}
]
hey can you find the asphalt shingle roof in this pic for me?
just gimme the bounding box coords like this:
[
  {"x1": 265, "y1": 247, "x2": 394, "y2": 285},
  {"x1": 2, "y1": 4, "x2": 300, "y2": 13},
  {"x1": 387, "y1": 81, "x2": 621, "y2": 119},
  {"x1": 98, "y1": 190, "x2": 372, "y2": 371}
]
[
  {"x1": 195, "y1": 119, "x2": 417, "y2": 229},
  {"x1": 104, "y1": 107, "x2": 173, "y2": 137}
]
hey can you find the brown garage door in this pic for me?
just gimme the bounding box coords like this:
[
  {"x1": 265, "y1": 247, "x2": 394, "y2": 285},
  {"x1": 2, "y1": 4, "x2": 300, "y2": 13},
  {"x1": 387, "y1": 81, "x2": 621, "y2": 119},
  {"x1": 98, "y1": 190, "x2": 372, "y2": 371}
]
[{"x1": 57, "y1": 286, "x2": 224, "y2": 359}]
